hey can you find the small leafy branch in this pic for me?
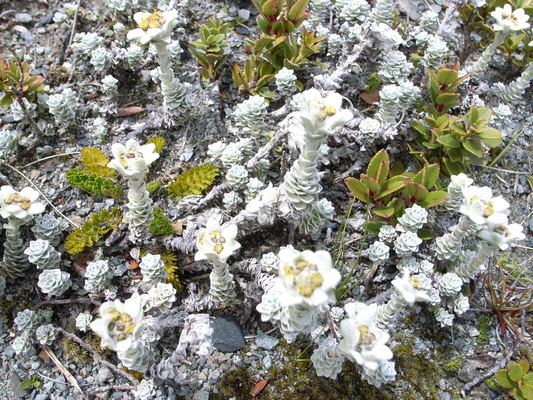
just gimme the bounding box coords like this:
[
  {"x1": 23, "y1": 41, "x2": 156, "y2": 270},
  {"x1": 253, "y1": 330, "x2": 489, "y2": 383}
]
[
  {"x1": 20, "y1": 375, "x2": 41, "y2": 390},
  {"x1": 478, "y1": 253, "x2": 533, "y2": 342},
  {"x1": 345, "y1": 149, "x2": 448, "y2": 233},
  {"x1": 232, "y1": 0, "x2": 325, "y2": 95},
  {"x1": 0, "y1": 56, "x2": 44, "y2": 108},
  {"x1": 64, "y1": 208, "x2": 122, "y2": 254},
  {"x1": 166, "y1": 163, "x2": 219, "y2": 200},
  {"x1": 496, "y1": 359, "x2": 533, "y2": 400},
  {"x1": 410, "y1": 63, "x2": 502, "y2": 176},
  {"x1": 189, "y1": 19, "x2": 232, "y2": 82},
  {"x1": 67, "y1": 147, "x2": 123, "y2": 199}
]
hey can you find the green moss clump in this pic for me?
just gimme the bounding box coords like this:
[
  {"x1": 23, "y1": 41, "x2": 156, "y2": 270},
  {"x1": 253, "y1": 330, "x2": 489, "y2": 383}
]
[
  {"x1": 211, "y1": 341, "x2": 394, "y2": 400},
  {"x1": 149, "y1": 208, "x2": 174, "y2": 237},
  {"x1": 59, "y1": 337, "x2": 92, "y2": 363},
  {"x1": 443, "y1": 358, "x2": 465, "y2": 372}
]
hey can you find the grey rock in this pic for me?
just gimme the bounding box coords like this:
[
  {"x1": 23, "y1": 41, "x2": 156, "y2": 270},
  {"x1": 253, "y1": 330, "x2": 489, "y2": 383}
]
[
  {"x1": 255, "y1": 334, "x2": 279, "y2": 350},
  {"x1": 529, "y1": 218, "x2": 533, "y2": 233},
  {"x1": 236, "y1": 26, "x2": 249, "y2": 35},
  {"x1": 15, "y1": 13, "x2": 33, "y2": 23},
  {"x1": 9, "y1": 372, "x2": 27, "y2": 398},
  {"x1": 457, "y1": 363, "x2": 477, "y2": 383},
  {"x1": 39, "y1": 14, "x2": 54, "y2": 25},
  {"x1": 36, "y1": 395, "x2": 48, "y2": 400},
  {"x1": 4, "y1": 345, "x2": 16, "y2": 358},
  {"x1": 238, "y1": 9, "x2": 251, "y2": 21},
  {"x1": 193, "y1": 390, "x2": 209, "y2": 400},
  {"x1": 97, "y1": 366, "x2": 113, "y2": 384},
  {"x1": 212, "y1": 314, "x2": 246, "y2": 352},
  {"x1": 262, "y1": 353, "x2": 272, "y2": 369}
]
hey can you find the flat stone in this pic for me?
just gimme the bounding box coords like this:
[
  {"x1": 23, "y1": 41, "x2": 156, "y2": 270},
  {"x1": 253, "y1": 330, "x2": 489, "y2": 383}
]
[
  {"x1": 212, "y1": 314, "x2": 245, "y2": 352},
  {"x1": 238, "y1": 9, "x2": 250, "y2": 21},
  {"x1": 15, "y1": 13, "x2": 33, "y2": 23},
  {"x1": 97, "y1": 366, "x2": 113, "y2": 384},
  {"x1": 193, "y1": 390, "x2": 209, "y2": 400},
  {"x1": 9, "y1": 372, "x2": 27, "y2": 398},
  {"x1": 255, "y1": 334, "x2": 279, "y2": 350}
]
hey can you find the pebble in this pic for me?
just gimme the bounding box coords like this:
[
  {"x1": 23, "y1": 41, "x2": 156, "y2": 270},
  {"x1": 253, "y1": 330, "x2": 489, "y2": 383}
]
[
  {"x1": 238, "y1": 9, "x2": 250, "y2": 21},
  {"x1": 193, "y1": 390, "x2": 210, "y2": 400},
  {"x1": 8, "y1": 372, "x2": 26, "y2": 398},
  {"x1": 529, "y1": 218, "x2": 533, "y2": 233},
  {"x1": 262, "y1": 353, "x2": 272, "y2": 369},
  {"x1": 255, "y1": 334, "x2": 279, "y2": 350},
  {"x1": 39, "y1": 14, "x2": 54, "y2": 25},
  {"x1": 15, "y1": 13, "x2": 32, "y2": 23},
  {"x1": 97, "y1": 366, "x2": 113, "y2": 384},
  {"x1": 457, "y1": 363, "x2": 477, "y2": 383},
  {"x1": 211, "y1": 314, "x2": 246, "y2": 353}
]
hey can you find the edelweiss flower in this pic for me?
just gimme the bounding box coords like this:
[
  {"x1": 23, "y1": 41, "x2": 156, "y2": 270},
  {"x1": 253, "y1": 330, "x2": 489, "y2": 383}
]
[
  {"x1": 107, "y1": 139, "x2": 159, "y2": 179},
  {"x1": 90, "y1": 296, "x2": 144, "y2": 352},
  {"x1": 460, "y1": 185, "x2": 509, "y2": 226},
  {"x1": 278, "y1": 248, "x2": 341, "y2": 307},
  {"x1": 0, "y1": 186, "x2": 45, "y2": 221},
  {"x1": 127, "y1": 10, "x2": 180, "y2": 45},
  {"x1": 338, "y1": 302, "x2": 393, "y2": 370},
  {"x1": 478, "y1": 222, "x2": 525, "y2": 250},
  {"x1": 195, "y1": 218, "x2": 241, "y2": 262},
  {"x1": 291, "y1": 89, "x2": 353, "y2": 136},
  {"x1": 491, "y1": 5, "x2": 530, "y2": 33},
  {"x1": 391, "y1": 268, "x2": 431, "y2": 305}
]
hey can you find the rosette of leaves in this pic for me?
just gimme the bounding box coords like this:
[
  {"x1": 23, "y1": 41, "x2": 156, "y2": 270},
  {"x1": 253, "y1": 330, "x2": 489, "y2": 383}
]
[
  {"x1": 345, "y1": 149, "x2": 447, "y2": 235},
  {"x1": 410, "y1": 64, "x2": 502, "y2": 176},
  {"x1": 496, "y1": 359, "x2": 533, "y2": 400},
  {"x1": 149, "y1": 208, "x2": 173, "y2": 236},
  {"x1": 189, "y1": 19, "x2": 231, "y2": 82},
  {"x1": 67, "y1": 147, "x2": 123, "y2": 199},
  {"x1": 64, "y1": 208, "x2": 122, "y2": 254},
  {"x1": 232, "y1": 0, "x2": 324, "y2": 95},
  {"x1": 166, "y1": 164, "x2": 219, "y2": 200},
  {"x1": 140, "y1": 248, "x2": 183, "y2": 291},
  {"x1": 0, "y1": 57, "x2": 44, "y2": 108}
]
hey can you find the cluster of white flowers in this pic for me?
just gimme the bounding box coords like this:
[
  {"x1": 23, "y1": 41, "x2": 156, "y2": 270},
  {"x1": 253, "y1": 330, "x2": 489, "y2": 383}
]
[
  {"x1": 257, "y1": 248, "x2": 340, "y2": 342},
  {"x1": 90, "y1": 295, "x2": 153, "y2": 372},
  {"x1": 195, "y1": 218, "x2": 241, "y2": 303}
]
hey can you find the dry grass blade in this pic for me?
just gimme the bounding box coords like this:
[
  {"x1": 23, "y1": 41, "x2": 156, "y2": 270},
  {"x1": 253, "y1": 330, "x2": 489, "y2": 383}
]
[{"x1": 42, "y1": 345, "x2": 88, "y2": 400}]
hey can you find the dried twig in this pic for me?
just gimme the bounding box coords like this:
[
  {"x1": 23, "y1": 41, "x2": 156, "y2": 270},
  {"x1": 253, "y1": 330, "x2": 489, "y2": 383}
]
[
  {"x1": 85, "y1": 384, "x2": 135, "y2": 395},
  {"x1": 43, "y1": 345, "x2": 89, "y2": 400},
  {"x1": 34, "y1": 297, "x2": 100, "y2": 309},
  {"x1": 56, "y1": 327, "x2": 140, "y2": 386}
]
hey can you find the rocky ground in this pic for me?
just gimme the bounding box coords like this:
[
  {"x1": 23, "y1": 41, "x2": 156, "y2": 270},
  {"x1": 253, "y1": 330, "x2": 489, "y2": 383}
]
[{"x1": 0, "y1": 0, "x2": 532, "y2": 399}]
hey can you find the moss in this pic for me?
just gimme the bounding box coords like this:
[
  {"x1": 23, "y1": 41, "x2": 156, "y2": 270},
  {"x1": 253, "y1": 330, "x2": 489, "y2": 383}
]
[
  {"x1": 211, "y1": 341, "x2": 395, "y2": 400},
  {"x1": 442, "y1": 358, "x2": 465, "y2": 372},
  {"x1": 59, "y1": 337, "x2": 92, "y2": 364},
  {"x1": 476, "y1": 315, "x2": 491, "y2": 350},
  {"x1": 393, "y1": 335, "x2": 441, "y2": 399}
]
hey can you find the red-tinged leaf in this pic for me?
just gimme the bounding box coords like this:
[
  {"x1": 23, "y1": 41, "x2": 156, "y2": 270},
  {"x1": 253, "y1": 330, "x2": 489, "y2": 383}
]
[
  {"x1": 468, "y1": 354, "x2": 495, "y2": 369},
  {"x1": 366, "y1": 149, "x2": 389, "y2": 185},
  {"x1": 373, "y1": 205, "x2": 395, "y2": 218},
  {"x1": 116, "y1": 106, "x2": 148, "y2": 117},
  {"x1": 360, "y1": 174, "x2": 381, "y2": 196},
  {"x1": 72, "y1": 255, "x2": 91, "y2": 277},
  {"x1": 130, "y1": 260, "x2": 139, "y2": 270},
  {"x1": 345, "y1": 177, "x2": 370, "y2": 203},
  {"x1": 375, "y1": 175, "x2": 407, "y2": 200},
  {"x1": 252, "y1": 379, "x2": 269, "y2": 396}
]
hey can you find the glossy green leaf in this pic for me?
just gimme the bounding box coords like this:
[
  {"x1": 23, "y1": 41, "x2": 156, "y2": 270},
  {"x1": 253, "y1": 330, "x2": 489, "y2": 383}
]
[
  {"x1": 495, "y1": 369, "x2": 515, "y2": 388},
  {"x1": 345, "y1": 177, "x2": 369, "y2": 203},
  {"x1": 437, "y1": 134, "x2": 461, "y2": 148},
  {"x1": 364, "y1": 221, "x2": 385, "y2": 233},
  {"x1": 360, "y1": 174, "x2": 381, "y2": 197},
  {"x1": 417, "y1": 190, "x2": 448, "y2": 208},
  {"x1": 413, "y1": 164, "x2": 439, "y2": 188},
  {"x1": 509, "y1": 361, "x2": 525, "y2": 382},
  {"x1": 375, "y1": 175, "x2": 407, "y2": 200},
  {"x1": 373, "y1": 205, "x2": 395, "y2": 218},
  {"x1": 462, "y1": 140, "x2": 485, "y2": 158},
  {"x1": 443, "y1": 158, "x2": 465, "y2": 175},
  {"x1": 366, "y1": 149, "x2": 389, "y2": 185}
]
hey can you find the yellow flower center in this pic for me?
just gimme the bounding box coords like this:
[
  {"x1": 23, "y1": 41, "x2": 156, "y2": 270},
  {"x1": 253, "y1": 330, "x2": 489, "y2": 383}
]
[
  {"x1": 411, "y1": 276, "x2": 422, "y2": 289},
  {"x1": 119, "y1": 150, "x2": 143, "y2": 167},
  {"x1": 4, "y1": 193, "x2": 31, "y2": 210},
  {"x1": 140, "y1": 10, "x2": 165, "y2": 31},
  {"x1": 502, "y1": 10, "x2": 511, "y2": 18},
  {"x1": 483, "y1": 201, "x2": 494, "y2": 217}
]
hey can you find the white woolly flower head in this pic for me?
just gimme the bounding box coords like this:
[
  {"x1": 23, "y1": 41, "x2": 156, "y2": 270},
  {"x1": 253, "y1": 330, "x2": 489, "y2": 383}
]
[
  {"x1": 127, "y1": 10, "x2": 180, "y2": 45},
  {"x1": 459, "y1": 185, "x2": 509, "y2": 226},
  {"x1": 491, "y1": 5, "x2": 530, "y2": 33},
  {"x1": 0, "y1": 186, "x2": 45, "y2": 222},
  {"x1": 291, "y1": 89, "x2": 353, "y2": 136},
  {"x1": 392, "y1": 268, "x2": 431, "y2": 305},
  {"x1": 107, "y1": 139, "x2": 159, "y2": 179},
  {"x1": 478, "y1": 222, "x2": 525, "y2": 250},
  {"x1": 338, "y1": 302, "x2": 393, "y2": 370},
  {"x1": 278, "y1": 248, "x2": 340, "y2": 307},
  {"x1": 90, "y1": 296, "x2": 144, "y2": 352},
  {"x1": 195, "y1": 218, "x2": 241, "y2": 262}
]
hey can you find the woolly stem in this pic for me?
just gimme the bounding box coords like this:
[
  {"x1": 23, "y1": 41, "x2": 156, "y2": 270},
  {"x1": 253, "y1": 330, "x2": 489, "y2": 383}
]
[
  {"x1": 467, "y1": 31, "x2": 507, "y2": 80},
  {"x1": 498, "y1": 61, "x2": 533, "y2": 104},
  {"x1": 435, "y1": 216, "x2": 473, "y2": 260},
  {"x1": 209, "y1": 259, "x2": 236, "y2": 304},
  {"x1": 123, "y1": 174, "x2": 153, "y2": 229},
  {"x1": 455, "y1": 241, "x2": 497, "y2": 281},
  {"x1": 1, "y1": 219, "x2": 29, "y2": 279},
  {"x1": 375, "y1": 292, "x2": 406, "y2": 329}
]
